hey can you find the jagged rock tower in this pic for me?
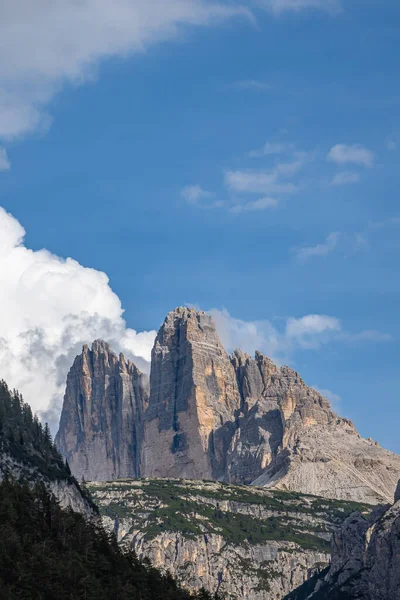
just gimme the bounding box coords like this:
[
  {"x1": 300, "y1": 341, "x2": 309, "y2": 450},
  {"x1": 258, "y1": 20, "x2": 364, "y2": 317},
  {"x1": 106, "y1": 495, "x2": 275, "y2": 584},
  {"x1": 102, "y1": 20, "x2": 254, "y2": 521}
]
[
  {"x1": 141, "y1": 307, "x2": 241, "y2": 480},
  {"x1": 56, "y1": 308, "x2": 400, "y2": 504},
  {"x1": 55, "y1": 340, "x2": 149, "y2": 481}
]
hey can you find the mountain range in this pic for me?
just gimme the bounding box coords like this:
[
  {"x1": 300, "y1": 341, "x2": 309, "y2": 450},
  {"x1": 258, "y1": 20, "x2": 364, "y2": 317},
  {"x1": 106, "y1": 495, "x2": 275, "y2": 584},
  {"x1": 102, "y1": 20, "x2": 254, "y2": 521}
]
[{"x1": 56, "y1": 306, "x2": 400, "y2": 505}]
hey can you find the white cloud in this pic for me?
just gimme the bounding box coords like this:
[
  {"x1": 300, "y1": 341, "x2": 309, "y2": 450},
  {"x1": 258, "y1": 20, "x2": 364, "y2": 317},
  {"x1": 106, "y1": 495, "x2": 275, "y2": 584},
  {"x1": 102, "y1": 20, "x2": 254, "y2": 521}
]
[
  {"x1": 327, "y1": 144, "x2": 375, "y2": 168},
  {"x1": 231, "y1": 196, "x2": 279, "y2": 212},
  {"x1": 0, "y1": 147, "x2": 10, "y2": 171},
  {"x1": 210, "y1": 308, "x2": 281, "y2": 359},
  {"x1": 0, "y1": 206, "x2": 156, "y2": 432},
  {"x1": 225, "y1": 152, "x2": 309, "y2": 195},
  {"x1": 187, "y1": 145, "x2": 311, "y2": 212},
  {"x1": 342, "y1": 330, "x2": 393, "y2": 343},
  {"x1": 0, "y1": 0, "x2": 251, "y2": 140},
  {"x1": 181, "y1": 185, "x2": 213, "y2": 204},
  {"x1": 330, "y1": 171, "x2": 360, "y2": 186},
  {"x1": 258, "y1": 0, "x2": 341, "y2": 14},
  {"x1": 181, "y1": 184, "x2": 222, "y2": 208},
  {"x1": 295, "y1": 232, "x2": 339, "y2": 262},
  {"x1": 210, "y1": 308, "x2": 389, "y2": 363},
  {"x1": 248, "y1": 141, "x2": 295, "y2": 158},
  {"x1": 225, "y1": 169, "x2": 298, "y2": 195},
  {"x1": 285, "y1": 314, "x2": 341, "y2": 348}
]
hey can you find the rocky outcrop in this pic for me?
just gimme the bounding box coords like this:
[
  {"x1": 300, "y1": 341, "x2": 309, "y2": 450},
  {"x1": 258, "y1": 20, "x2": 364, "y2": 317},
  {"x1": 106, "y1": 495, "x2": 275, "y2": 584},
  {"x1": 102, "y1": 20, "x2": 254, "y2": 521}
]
[
  {"x1": 0, "y1": 452, "x2": 95, "y2": 518},
  {"x1": 141, "y1": 308, "x2": 241, "y2": 480},
  {"x1": 246, "y1": 362, "x2": 399, "y2": 505},
  {"x1": 285, "y1": 484, "x2": 400, "y2": 599},
  {"x1": 55, "y1": 340, "x2": 149, "y2": 482},
  {"x1": 57, "y1": 308, "x2": 400, "y2": 505},
  {"x1": 88, "y1": 479, "x2": 370, "y2": 600}
]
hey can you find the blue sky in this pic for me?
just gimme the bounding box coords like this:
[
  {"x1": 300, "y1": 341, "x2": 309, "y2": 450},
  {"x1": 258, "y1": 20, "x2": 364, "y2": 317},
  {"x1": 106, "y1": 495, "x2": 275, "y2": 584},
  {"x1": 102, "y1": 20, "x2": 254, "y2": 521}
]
[{"x1": 0, "y1": 0, "x2": 399, "y2": 449}]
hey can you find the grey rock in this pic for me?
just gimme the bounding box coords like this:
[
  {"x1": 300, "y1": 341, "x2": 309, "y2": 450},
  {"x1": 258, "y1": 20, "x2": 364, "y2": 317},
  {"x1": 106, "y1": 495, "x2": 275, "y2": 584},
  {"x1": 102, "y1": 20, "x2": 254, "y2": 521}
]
[
  {"x1": 88, "y1": 478, "x2": 368, "y2": 600},
  {"x1": 55, "y1": 340, "x2": 149, "y2": 481},
  {"x1": 56, "y1": 307, "x2": 400, "y2": 505},
  {"x1": 141, "y1": 307, "x2": 241, "y2": 480},
  {"x1": 285, "y1": 483, "x2": 400, "y2": 599}
]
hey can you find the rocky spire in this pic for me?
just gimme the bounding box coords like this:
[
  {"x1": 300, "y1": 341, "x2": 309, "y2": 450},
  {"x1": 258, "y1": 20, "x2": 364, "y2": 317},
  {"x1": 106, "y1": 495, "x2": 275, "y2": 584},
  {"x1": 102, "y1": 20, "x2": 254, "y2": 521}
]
[
  {"x1": 55, "y1": 340, "x2": 149, "y2": 481},
  {"x1": 141, "y1": 307, "x2": 241, "y2": 480},
  {"x1": 55, "y1": 308, "x2": 400, "y2": 504}
]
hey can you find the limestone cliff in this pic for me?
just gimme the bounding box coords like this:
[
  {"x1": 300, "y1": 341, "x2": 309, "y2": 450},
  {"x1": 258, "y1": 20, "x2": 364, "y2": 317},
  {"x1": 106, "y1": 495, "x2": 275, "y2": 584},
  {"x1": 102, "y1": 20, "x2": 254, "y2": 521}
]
[
  {"x1": 285, "y1": 483, "x2": 400, "y2": 599},
  {"x1": 141, "y1": 308, "x2": 241, "y2": 480},
  {"x1": 57, "y1": 307, "x2": 400, "y2": 505},
  {"x1": 88, "y1": 479, "x2": 370, "y2": 600},
  {"x1": 240, "y1": 356, "x2": 399, "y2": 504},
  {"x1": 55, "y1": 340, "x2": 149, "y2": 482}
]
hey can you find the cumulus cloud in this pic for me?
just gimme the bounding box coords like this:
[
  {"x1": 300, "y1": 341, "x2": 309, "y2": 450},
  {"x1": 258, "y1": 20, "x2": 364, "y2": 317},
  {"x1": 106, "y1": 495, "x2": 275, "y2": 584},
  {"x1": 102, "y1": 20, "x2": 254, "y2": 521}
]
[
  {"x1": 210, "y1": 308, "x2": 391, "y2": 364},
  {"x1": 330, "y1": 171, "x2": 360, "y2": 186},
  {"x1": 327, "y1": 144, "x2": 375, "y2": 168},
  {"x1": 0, "y1": 147, "x2": 10, "y2": 171},
  {"x1": 0, "y1": 0, "x2": 250, "y2": 140},
  {"x1": 0, "y1": 206, "x2": 156, "y2": 432},
  {"x1": 295, "y1": 232, "x2": 339, "y2": 262}
]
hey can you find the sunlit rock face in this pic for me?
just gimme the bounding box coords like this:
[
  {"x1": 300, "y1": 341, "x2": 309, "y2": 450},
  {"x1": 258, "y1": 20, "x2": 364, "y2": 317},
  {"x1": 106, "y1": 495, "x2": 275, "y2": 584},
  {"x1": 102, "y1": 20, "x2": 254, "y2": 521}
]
[
  {"x1": 57, "y1": 307, "x2": 400, "y2": 505},
  {"x1": 55, "y1": 340, "x2": 149, "y2": 482},
  {"x1": 141, "y1": 307, "x2": 241, "y2": 480}
]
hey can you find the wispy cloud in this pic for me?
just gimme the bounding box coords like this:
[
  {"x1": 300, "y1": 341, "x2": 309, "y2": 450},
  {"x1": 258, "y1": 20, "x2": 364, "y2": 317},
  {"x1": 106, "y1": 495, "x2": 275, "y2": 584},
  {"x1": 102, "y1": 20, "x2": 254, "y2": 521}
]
[
  {"x1": 0, "y1": 1, "x2": 251, "y2": 140},
  {"x1": 225, "y1": 169, "x2": 298, "y2": 195},
  {"x1": 0, "y1": 147, "x2": 10, "y2": 171},
  {"x1": 231, "y1": 196, "x2": 279, "y2": 213},
  {"x1": 258, "y1": 0, "x2": 342, "y2": 15},
  {"x1": 248, "y1": 141, "x2": 295, "y2": 158},
  {"x1": 185, "y1": 142, "x2": 313, "y2": 213},
  {"x1": 226, "y1": 151, "x2": 310, "y2": 195},
  {"x1": 312, "y1": 386, "x2": 341, "y2": 408},
  {"x1": 330, "y1": 171, "x2": 360, "y2": 186},
  {"x1": 327, "y1": 144, "x2": 375, "y2": 168},
  {"x1": 181, "y1": 185, "x2": 222, "y2": 209},
  {"x1": 294, "y1": 232, "x2": 340, "y2": 262}
]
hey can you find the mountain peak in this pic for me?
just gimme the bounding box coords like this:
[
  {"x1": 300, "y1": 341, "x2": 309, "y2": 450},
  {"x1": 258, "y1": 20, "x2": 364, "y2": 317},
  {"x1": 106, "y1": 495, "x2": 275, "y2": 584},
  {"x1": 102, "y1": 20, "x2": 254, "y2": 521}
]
[
  {"x1": 56, "y1": 308, "x2": 400, "y2": 503},
  {"x1": 55, "y1": 343, "x2": 149, "y2": 481}
]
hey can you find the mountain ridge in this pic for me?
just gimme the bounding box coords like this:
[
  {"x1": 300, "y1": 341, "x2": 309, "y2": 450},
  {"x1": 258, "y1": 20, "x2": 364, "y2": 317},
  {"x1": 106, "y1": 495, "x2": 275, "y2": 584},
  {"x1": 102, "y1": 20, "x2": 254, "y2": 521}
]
[{"x1": 56, "y1": 307, "x2": 400, "y2": 504}]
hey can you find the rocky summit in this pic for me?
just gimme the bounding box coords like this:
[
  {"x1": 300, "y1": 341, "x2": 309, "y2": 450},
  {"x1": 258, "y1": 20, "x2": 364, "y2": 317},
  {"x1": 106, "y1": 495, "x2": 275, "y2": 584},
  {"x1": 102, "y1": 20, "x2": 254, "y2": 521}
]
[
  {"x1": 55, "y1": 340, "x2": 149, "y2": 482},
  {"x1": 56, "y1": 307, "x2": 400, "y2": 504}
]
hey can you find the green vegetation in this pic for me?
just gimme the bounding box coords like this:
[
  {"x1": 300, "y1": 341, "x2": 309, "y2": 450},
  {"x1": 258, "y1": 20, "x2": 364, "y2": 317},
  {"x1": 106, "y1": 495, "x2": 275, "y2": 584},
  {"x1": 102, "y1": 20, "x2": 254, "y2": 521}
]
[
  {"x1": 90, "y1": 480, "x2": 335, "y2": 552},
  {"x1": 0, "y1": 477, "x2": 216, "y2": 600},
  {"x1": 0, "y1": 380, "x2": 67, "y2": 480},
  {"x1": 0, "y1": 379, "x2": 96, "y2": 511}
]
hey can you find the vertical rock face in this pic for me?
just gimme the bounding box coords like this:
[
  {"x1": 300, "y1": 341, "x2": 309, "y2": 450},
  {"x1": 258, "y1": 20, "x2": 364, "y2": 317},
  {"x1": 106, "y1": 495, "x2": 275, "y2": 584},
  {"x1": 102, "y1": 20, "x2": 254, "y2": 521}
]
[
  {"x1": 141, "y1": 307, "x2": 241, "y2": 480},
  {"x1": 285, "y1": 485, "x2": 400, "y2": 600},
  {"x1": 227, "y1": 350, "x2": 283, "y2": 484},
  {"x1": 55, "y1": 340, "x2": 149, "y2": 482},
  {"x1": 56, "y1": 307, "x2": 400, "y2": 505}
]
